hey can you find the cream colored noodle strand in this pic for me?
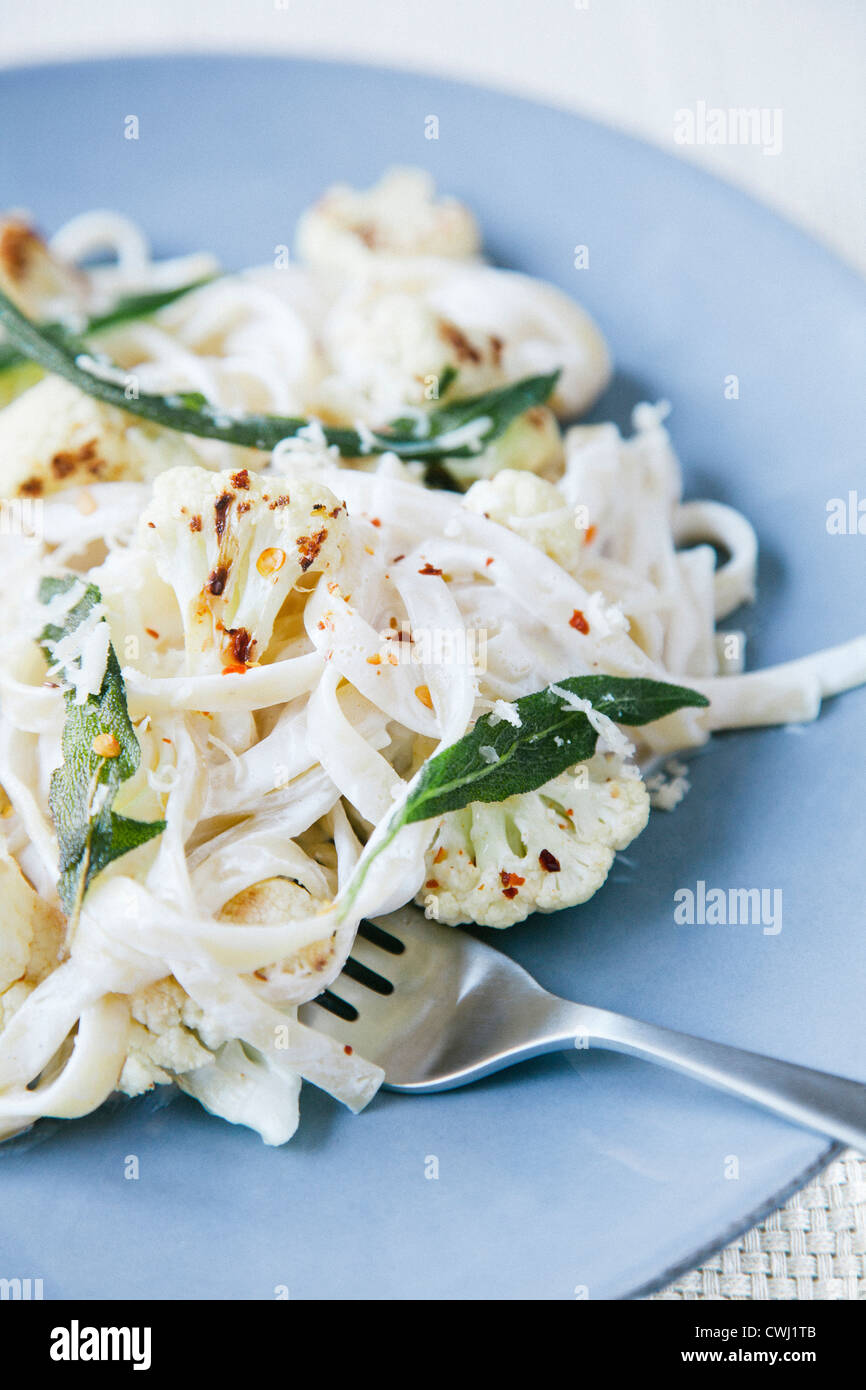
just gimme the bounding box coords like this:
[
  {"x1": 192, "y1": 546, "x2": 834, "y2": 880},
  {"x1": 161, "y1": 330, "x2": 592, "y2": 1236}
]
[
  {"x1": 690, "y1": 636, "x2": 866, "y2": 729},
  {"x1": 0, "y1": 997, "x2": 130, "y2": 1132}
]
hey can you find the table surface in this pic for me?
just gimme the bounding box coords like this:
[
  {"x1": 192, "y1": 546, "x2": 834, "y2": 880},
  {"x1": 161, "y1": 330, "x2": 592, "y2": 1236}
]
[{"x1": 0, "y1": 0, "x2": 862, "y2": 1302}]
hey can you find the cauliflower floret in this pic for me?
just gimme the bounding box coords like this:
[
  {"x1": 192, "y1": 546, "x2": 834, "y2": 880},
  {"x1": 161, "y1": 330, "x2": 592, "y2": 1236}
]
[
  {"x1": 417, "y1": 752, "x2": 649, "y2": 928},
  {"x1": 0, "y1": 215, "x2": 84, "y2": 320},
  {"x1": 463, "y1": 468, "x2": 581, "y2": 569},
  {"x1": 118, "y1": 976, "x2": 213, "y2": 1097},
  {"x1": 22, "y1": 899, "x2": 66, "y2": 985},
  {"x1": 318, "y1": 281, "x2": 502, "y2": 421},
  {"x1": 129, "y1": 976, "x2": 205, "y2": 1035},
  {"x1": 118, "y1": 1020, "x2": 213, "y2": 1097},
  {"x1": 0, "y1": 844, "x2": 65, "y2": 996},
  {"x1": 0, "y1": 858, "x2": 32, "y2": 995},
  {"x1": 296, "y1": 167, "x2": 480, "y2": 275},
  {"x1": 139, "y1": 464, "x2": 346, "y2": 674},
  {"x1": 219, "y1": 877, "x2": 336, "y2": 1003},
  {"x1": 0, "y1": 376, "x2": 198, "y2": 499},
  {"x1": 0, "y1": 980, "x2": 34, "y2": 1031},
  {"x1": 317, "y1": 257, "x2": 610, "y2": 427},
  {"x1": 426, "y1": 264, "x2": 611, "y2": 419}
]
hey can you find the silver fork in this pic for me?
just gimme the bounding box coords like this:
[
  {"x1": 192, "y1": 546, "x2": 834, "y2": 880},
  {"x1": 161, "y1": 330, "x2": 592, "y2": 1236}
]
[{"x1": 300, "y1": 905, "x2": 866, "y2": 1151}]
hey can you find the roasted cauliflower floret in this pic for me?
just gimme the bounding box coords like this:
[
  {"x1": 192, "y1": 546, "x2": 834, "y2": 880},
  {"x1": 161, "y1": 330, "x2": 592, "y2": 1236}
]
[
  {"x1": 296, "y1": 167, "x2": 480, "y2": 275},
  {"x1": 0, "y1": 844, "x2": 65, "y2": 996},
  {"x1": 139, "y1": 464, "x2": 347, "y2": 674},
  {"x1": 219, "y1": 876, "x2": 336, "y2": 1002},
  {"x1": 129, "y1": 975, "x2": 205, "y2": 1036},
  {"x1": 119, "y1": 1019, "x2": 213, "y2": 1097},
  {"x1": 318, "y1": 281, "x2": 502, "y2": 421},
  {"x1": 425, "y1": 264, "x2": 612, "y2": 419},
  {"x1": 417, "y1": 753, "x2": 649, "y2": 928},
  {"x1": 0, "y1": 215, "x2": 83, "y2": 320},
  {"x1": 317, "y1": 257, "x2": 610, "y2": 427},
  {"x1": 118, "y1": 976, "x2": 212, "y2": 1097},
  {"x1": 0, "y1": 857, "x2": 32, "y2": 996},
  {"x1": 463, "y1": 468, "x2": 581, "y2": 568},
  {"x1": 0, "y1": 376, "x2": 197, "y2": 499}
]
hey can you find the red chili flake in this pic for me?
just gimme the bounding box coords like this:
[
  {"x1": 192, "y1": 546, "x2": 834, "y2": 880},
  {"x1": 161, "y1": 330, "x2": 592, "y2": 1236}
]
[
  {"x1": 391, "y1": 554, "x2": 405, "y2": 563},
  {"x1": 500, "y1": 870, "x2": 526, "y2": 889},
  {"x1": 502, "y1": 886, "x2": 519, "y2": 899},
  {"x1": 297, "y1": 528, "x2": 328, "y2": 572},
  {"x1": 214, "y1": 491, "x2": 234, "y2": 538},
  {"x1": 433, "y1": 846, "x2": 447, "y2": 864},
  {"x1": 189, "y1": 515, "x2": 202, "y2": 532},
  {"x1": 267, "y1": 495, "x2": 291, "y2": 510},
  {"x1": 539, "y1": 849, "x2": 561, "y2": 873},
  {"x1": 206, "y1": 565, "x2": 230, "y2": 596},
  {"x1": 343, "y1": 1044, "x2": 353, "y2": 1055},
  {"x1": 370, "y1": 517, "x2": 381, "y2": 527},
  {"x1": 221, "y1": 663, "x2": 247, "y2": 676},
  {"x1": 485, "y1": 557, "x2": 494, "y2": 566},
  {"x1": 230, "y1": 469, "x2": 250, "y2": 490},
  {"x1": 584, "y1": 524, "x2": 597, "y2": 544},
  {"x1": 226, "y1": 627, "x2": 255, "y2": 665},
  {"x1": 145, "y1": 627, "x2": 159, "y2": 639},
  {"x1": 569, "y1": 609, "x2": 590, "y2": 634},
  {"x1": 237, "y1": 501, "x2": 251, "y2": 516},
  {"x1": 419, "y1": 562, "x2": 443, "y2": 576},
  {"x1": 425, "y1": 879, "x2": 440, "y2": 889}
]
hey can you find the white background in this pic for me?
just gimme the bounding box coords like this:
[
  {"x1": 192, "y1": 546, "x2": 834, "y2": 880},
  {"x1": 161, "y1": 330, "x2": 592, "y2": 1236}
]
[{"x1": 0, "y1": 0, "x2": 864, "y2": 275}]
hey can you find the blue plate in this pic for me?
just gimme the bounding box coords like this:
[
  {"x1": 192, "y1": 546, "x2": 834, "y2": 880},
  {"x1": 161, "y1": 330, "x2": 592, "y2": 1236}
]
[{"x1": 0, "y1": 55, "x2": 864, "y2": 1301}]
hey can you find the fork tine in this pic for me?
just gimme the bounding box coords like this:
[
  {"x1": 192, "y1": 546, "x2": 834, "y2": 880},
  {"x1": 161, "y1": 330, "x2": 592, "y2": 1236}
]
[
  {"x1": 343, "y1": 936, "x2": 398, "y2": 985},
  {"x1": 357, "y1": 919, "x2": 406, "y2": 955},
  {"x1": 300, "y1": 904, "x2": 574, "y2": 1086}
]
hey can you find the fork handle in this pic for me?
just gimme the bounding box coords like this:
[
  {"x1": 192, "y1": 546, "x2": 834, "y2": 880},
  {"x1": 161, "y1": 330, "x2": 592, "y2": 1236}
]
[{"x1": 561, "y1": 1002, "x2": 866, "y2": 1152}]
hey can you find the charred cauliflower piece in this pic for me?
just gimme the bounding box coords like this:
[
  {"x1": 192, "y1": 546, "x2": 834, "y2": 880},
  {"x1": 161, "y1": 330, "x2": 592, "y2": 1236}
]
[
  {"x1": 0, "y1": 376, "x2": 197, "y2": 499},
  {"x1": 0, "y1": 844, "x2": 66, "y2": 1021},
  {"x1": 219, "y1": 877, "x2": 336, "y2": 1001},
  {"x1": 0, "y1": 215, "x2": 83, "y2": 320},
  {"x1": 139, "y1": 464, "x2": 346, "y2": 674},
  {"x1": 319, "y1": 280, "x2": 502, "y2": 421},
  {"x1": 296, "y1": 167, "x2": 480, "y2": 275}
]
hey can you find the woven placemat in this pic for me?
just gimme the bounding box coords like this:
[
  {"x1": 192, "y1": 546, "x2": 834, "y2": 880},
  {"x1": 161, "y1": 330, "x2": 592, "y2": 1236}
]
[{"x1": 651, "y1": 1149, "x2": 866, "y2": 1300}]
